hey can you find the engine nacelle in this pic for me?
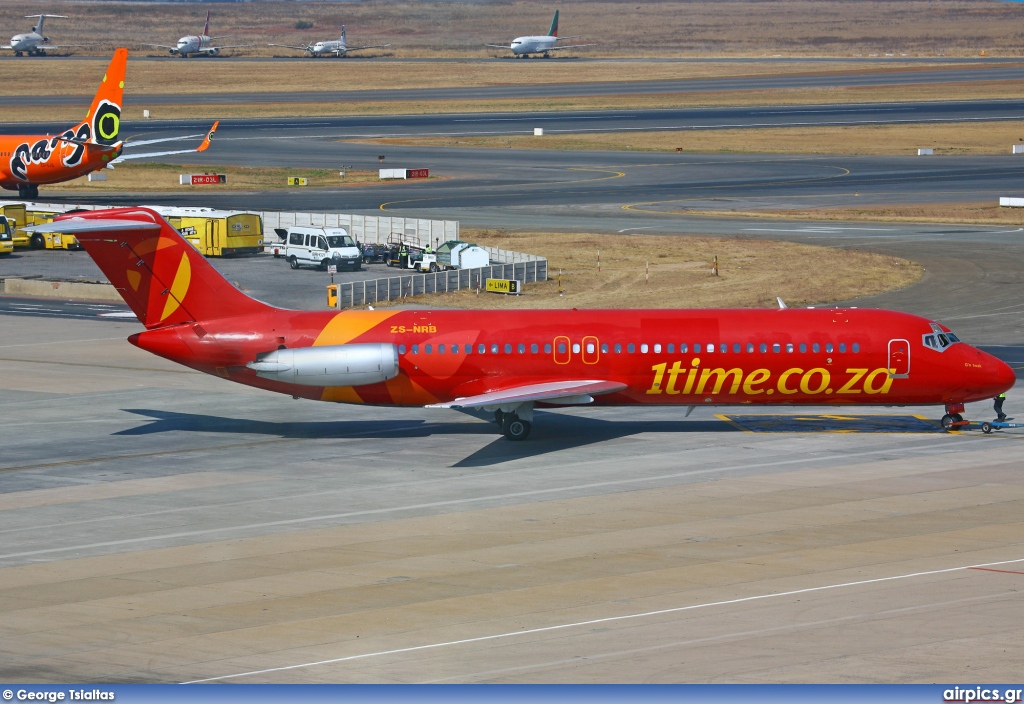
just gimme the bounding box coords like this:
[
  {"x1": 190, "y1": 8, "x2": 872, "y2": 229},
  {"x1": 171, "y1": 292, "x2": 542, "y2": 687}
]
[{"x1": 246, "y1": 343, "x2": 399, "y2": 388}]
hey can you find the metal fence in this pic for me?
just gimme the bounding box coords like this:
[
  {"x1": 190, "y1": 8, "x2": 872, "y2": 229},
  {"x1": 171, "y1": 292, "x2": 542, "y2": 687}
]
[
  {"x1": 258, "y1": 212, "x2": 459, "y2": 246},
  {"x1": 337, "y1": 260, "x2": 547, "y2": 308}
]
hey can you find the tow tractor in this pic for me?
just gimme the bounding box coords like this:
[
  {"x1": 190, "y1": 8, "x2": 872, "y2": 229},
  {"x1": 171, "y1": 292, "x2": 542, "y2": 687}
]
[
  {"x1": 944, "y1": 417, "x2": 1022, "y2": 433},
  {"x1": 978, "y1": 418, "x2": 1022, "y2": 434}
]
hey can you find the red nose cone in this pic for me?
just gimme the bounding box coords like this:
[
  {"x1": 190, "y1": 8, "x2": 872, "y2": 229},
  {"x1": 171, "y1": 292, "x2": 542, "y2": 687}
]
[{"x1": 993, "y1": 354, "x2": 1017, "y2": 393}]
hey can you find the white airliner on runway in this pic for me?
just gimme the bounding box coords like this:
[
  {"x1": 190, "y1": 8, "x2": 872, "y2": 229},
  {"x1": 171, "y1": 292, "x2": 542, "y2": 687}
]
[
  {"x1": 269, "y1": 25, "x2": 390, "y2": 58},
  {"x1": 486, "y1": 10, "x2": 594, "y2": 58},
  {"x1": 143, "y1": 11, "x2": 251, "y2": 58},
  {"x1": 3, "y1": 15, "x2": 86, "y2": 57}
]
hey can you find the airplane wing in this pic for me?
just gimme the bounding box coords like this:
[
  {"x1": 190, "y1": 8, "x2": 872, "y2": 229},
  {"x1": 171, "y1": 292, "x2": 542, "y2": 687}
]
[
  {"x1": 485, "y1": 44, "x2": 512, "y2": 49},
  {"x1": 554, "y1": 35, "x2": 582, "y2": 41},
  {"x1": 200, "y1": 44, "x2": 253, "y2": 52},
  {"x1": 546, "y1": 43, "x2": 597, "y2": 51},
  {"x1": 267, "y1": 43, "x2": 310, "y2": 51},
  {"x1": 140, "y1": 43, "x2": 177, "y2": 50},
  {"x1": 114, "y1": 121, "x2": 218, "y2": 162},
  {"x1": 343, "y1": 43, "x2": 392, "y2": 52},
  {"x1": 426, "y1": 380, "x2": 627, "y2": 409}
]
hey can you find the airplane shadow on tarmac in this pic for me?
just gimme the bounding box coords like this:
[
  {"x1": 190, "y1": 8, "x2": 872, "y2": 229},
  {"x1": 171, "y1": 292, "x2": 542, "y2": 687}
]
[
  {"x1": 113, "y1": 408, "x2": 736, "y2": 468},
  {"x1": 112, "y1": 409, "x2": 946, "y2": 468}
]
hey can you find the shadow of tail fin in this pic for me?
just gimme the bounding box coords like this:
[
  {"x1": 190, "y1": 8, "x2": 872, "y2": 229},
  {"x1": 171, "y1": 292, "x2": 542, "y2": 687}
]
[{"x1": 49, "y1": 207, "x2": 273, "y2": 329}]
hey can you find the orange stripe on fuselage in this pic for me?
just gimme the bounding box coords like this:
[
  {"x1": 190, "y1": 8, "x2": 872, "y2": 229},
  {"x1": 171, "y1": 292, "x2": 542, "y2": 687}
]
[{"x1": 313, "y1": 310, "x2": 400, "y2": 346}]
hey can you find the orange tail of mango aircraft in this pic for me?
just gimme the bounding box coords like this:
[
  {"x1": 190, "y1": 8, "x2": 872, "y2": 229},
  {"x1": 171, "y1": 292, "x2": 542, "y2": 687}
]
[
  {"x1": 39, "y1": 208, "x2": 1016, "y2": 440},
  {"x1": 1, "y1": 49, "x2": 217, "y2": 199}
]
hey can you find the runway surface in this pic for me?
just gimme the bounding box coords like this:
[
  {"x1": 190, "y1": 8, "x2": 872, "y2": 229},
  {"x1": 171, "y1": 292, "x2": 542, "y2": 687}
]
[
  {"x1": 7, "y1": 98, "x2": 1024, "y2": 141},
  {"x1": 1, "y1": 314, "x2": 1021, "y2": 682},
  {"x1": 3, "y1": 63, "x2": 1024, "y2": 107}
]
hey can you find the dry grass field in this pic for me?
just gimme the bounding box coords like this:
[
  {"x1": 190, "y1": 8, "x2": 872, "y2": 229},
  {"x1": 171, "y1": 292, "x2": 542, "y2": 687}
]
[
  {"x1": 386, "y1": 230, "x2": 923, "y2": 309},
  {"x1": 368, "y1": 120, "x2": 1024, "y2": 156},
  {"x1": 1, "y1": 1, "x2": 1023, "y2": 58},
  {"x1": 0, "y1": 59, "x2": 919, "y2": 97},
  {"x1": 42, "y1": 163, "x2": 379, "y2": 192}
]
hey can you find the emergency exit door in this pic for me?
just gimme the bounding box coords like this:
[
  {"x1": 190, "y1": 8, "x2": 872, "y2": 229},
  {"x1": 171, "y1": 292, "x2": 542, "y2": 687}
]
[{"x1": 888, "y1": 338, "x2": 910, "y2": 378}]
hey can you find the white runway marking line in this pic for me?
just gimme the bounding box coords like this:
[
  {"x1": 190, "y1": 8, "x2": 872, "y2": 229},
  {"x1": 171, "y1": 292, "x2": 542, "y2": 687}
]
[
  {"x1": 0, "y1": 436, "x2": 986, "y2": 561},
  {"x1": 184, "y1": 556, "x2": 1024, "y2": 684},
  {"x1": 424, "y1": 589, "x2": 1019, "y2": 682}
]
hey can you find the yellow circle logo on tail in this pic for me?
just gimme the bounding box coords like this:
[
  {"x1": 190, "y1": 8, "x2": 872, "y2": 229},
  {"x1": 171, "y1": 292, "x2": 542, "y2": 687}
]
[{"x1": 160, "y1": 251, "x2": 192, "y2": 321}]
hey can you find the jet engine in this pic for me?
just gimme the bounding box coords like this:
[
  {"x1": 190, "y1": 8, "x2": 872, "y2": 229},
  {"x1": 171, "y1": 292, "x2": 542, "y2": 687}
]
[{"x1": 246, "y1": 343, "x2": 399, "y2": 388}]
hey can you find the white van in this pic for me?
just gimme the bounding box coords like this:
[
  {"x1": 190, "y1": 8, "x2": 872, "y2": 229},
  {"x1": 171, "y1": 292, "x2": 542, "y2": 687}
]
[{"x1": 283, "y1": 226, "x2": 362, "y2": 271}]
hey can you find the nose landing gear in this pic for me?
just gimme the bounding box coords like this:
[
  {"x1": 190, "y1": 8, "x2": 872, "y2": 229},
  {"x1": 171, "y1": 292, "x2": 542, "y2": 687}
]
[{"x1": 941, "y1": 402, "x2": 966, "y2": 431}]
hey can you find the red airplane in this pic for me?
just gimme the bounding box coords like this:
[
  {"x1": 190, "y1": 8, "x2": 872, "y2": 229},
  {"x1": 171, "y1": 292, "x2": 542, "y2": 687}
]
[
  {"x1": 1, "y1": 48, "x2": 218, "y2": 199},
  {"x1": 38, "y1": 207, "x2": 1016, "y2": 441}
]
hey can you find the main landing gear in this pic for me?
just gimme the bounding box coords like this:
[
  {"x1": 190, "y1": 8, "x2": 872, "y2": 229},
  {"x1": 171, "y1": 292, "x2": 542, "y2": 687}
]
[
  {"x1": 941, "y1": 402, "x2": 966, "y2": 431},
  {"x1": 494, "y1": 406, "x2": 532, "y2": 441},
  {"x1": 17, "y1": 183, "x2": 39, "y2": 199}
]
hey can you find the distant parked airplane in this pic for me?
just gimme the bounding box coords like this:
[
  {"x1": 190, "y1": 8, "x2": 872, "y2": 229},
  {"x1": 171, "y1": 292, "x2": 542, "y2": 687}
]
[
  {"x1": 143, "y1": 11, "x2": 251, "y2": 58},
  {"x1": 2, "y1": 15, "x2": 86, "y2": 57},
  {"x1": 486, "y1": 10, "x2": 594, "y2": 58},
  {"x1": 269, "y1": 25, "x2": 390, "y2": 58}
]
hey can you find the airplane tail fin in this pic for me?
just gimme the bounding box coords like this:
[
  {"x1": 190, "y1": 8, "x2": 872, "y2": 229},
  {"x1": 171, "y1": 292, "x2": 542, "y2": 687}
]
[
  {"x1": 67, "y1": 48, "x2": 127, "y2": 147},
  {"x1": 341, "y1": 25, "x2": 346, "y2": 45},
  {"x1": 45, "y1": 208, "x2": 272, "y2": 329},
  {"x1": 203, "y1": 10, "x2": 211, "y2": 37},
  {"x1": 25, "y1": 14, "x2": 65, "y2": 35},
  {"x1": 549, "y1": 9, "x2": 559, "y2": 37}
]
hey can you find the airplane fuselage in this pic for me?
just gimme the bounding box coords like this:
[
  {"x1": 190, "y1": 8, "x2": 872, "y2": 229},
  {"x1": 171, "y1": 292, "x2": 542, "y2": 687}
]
[
  {"x1": 130, "y1": 307, "x2": 1013, "y2": 410},
  {"x1": 8, "y1": 32, "x2": 46, "y2": 55},
  {"x1": 0, "y1": 133, "x2": 119, "y2": 190},
  {"x1": 309, "y1": 40, "x2": 345, "y2": 57},
  {"x1": 510, "y1": 35, "x2": 558, "y2": 55},
  {"x1": 173, "y1": 35, "x2": 215, "y2": 57}
]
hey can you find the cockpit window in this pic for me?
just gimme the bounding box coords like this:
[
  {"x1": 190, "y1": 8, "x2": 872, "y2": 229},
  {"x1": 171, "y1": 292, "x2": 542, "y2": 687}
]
[{"x1": 923, "y1": 323, "x2": 961, "y2": 352}]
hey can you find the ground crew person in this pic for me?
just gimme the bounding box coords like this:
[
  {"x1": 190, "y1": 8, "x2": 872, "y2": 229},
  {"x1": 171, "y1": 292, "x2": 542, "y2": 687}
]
[{"x1": 994, "y1": 392, "x2": 1007, "y2": 422}]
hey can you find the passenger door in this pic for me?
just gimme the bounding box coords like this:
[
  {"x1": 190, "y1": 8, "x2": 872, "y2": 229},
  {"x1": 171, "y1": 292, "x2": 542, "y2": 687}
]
[{"x1": 888, "y1": 338, "x2": 910, "y2": 378}]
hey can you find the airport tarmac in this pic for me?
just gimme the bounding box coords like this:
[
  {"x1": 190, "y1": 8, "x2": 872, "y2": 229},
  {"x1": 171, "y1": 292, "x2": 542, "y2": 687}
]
[
  {"x1": 0, "y1": 313, "x2": 1021, "y2": 683},
  {"x1": 8, "y1": 99, "x2": 1024, "y2": 139}
]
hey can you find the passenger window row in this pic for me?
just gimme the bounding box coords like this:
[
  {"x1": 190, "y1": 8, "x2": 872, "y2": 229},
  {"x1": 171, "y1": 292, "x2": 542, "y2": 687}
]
[{"x1": 398, "y1": 341, "x2": 861, "y2": 355}]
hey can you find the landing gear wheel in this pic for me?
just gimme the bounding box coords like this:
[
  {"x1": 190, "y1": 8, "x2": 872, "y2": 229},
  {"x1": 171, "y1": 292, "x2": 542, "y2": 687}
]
[
  {"x1": 288, "y1": 256, "x2": 299, "y2": 270},
  {"x1": 18, "y1": 183, "x2": 38, "y2": 199},
  {"x1": 941, "y1": 414, "x2": 956, "y2": 430},
  {"x1": 29, "y1": 233, "x2": 45, "y2": 250},
  {"x1": 982, "y1": 421, "x2": 993, "y2": 434},
  {"x1": 501, "y1": 413, "x2": 531, "y2": 441},
  {"x1": 952, "y1": 413, "x2": 963, "y2": 423}
]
